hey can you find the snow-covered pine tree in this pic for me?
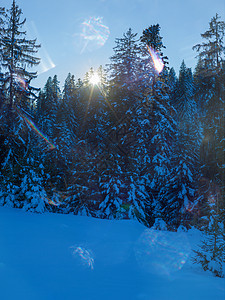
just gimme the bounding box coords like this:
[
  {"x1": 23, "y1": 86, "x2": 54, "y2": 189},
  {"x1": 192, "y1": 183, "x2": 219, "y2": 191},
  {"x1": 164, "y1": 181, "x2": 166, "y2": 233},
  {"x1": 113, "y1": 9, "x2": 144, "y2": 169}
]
[
  {"x1": 62, "y1": 73, "x2": 78, "y2": 136},
  {"x1": 63, "y1": 67, "x2": 112, "y2": 216},
  {"x1": 106, "y1": 28, "x2": 142, "y2": 156},
  {"x1": 52, "y1": 73, "x2": 79, "y2": 194},
  {"x1": 139, "y1": 24, "x2": 177, "y2": 224},
  {"x1": 107, "y1": 28, "x2": 141, "y2": 93},
  {"x1": 76, "y1": 68, "x2": 97, "y2": 137},
  {"x1": 193, "y1": 192, "x2": 225, "y2": 278},
  {"x1": 176, "y1": 62, "x2": 202, "y2": 169},
  {"x1": 167, "y1": 67, "x2": 178, "y2": 106},
  {"x1": 100, "y1": 28, "x2": 151, "y2": 221},
  {"x1": 192, "y1": 20, "x2": 225, "y2": 271},
  {"x1": 0, "y1": 180, "x2": 20, "y2": 208},
  {"x1": 64, "y1": 143, "x2": 102, "y2": 217},
  {"x1": 1, "y1": 0, "x2": 40, "y2": 111},
  {"x1": 193, "y1": 14, "x2": 225, "y2": 75},
  {"x1": 0, "y1": 6, "x2": 5, "y2": 65},
  {"x1": 174, "y1": 61, "x2": 195, "y2": 120},
  {"x1": 19, "y1": 162, "x2": 48, "y2": 213},
  {"x1": 159, "y1": 61, "x2": 202, "y2": 229},
  {"x1": 139, "y1": 24, "x2": 168, "y2": 93},
  {"x1": 84, "y1": 65, "x2": 111, "y2": 186},
  {"x1": 216, "y1": 61, "x2": 225, "y2": 190},
  {"x1": 0, "y1": 6, "x2": 8, "y2": 179},
  {"x1": 38, "y1": 76, "x2": 66, "y2": 192},
  {"x1": 99, "y1": 163, "x2": 125, "y2": 220},
  {"x1": 193, "y1": 14, "x2": 225, "y2": 180},
  {"x1": 160, "y1": 139, "x2": 200, "y2": 229},
  {"x1": 61, "y1": 72, "x2": 78, "y2": 146},
  {"x1": 193, "y1": 16, "x2": 225, "y2": 238},
  {"x1": 36, "y1": 77, "x2": 58, "y2": 142},
  {"x1": 82, "y1": 66, "x2": 109, "y2": 148},
  {"x1": 0, "y1": 7, "x2": 6, "y2": 103},
  {"x1": 0, "y1": 1, "x2": 41, "y2": 210}
]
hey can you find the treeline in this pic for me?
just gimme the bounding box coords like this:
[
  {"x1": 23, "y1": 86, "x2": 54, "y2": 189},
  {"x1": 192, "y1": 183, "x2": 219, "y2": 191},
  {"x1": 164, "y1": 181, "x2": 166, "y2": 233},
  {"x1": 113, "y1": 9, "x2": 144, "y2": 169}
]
[
  {"x1": 0, "y1": 0, "x2": 225, "y2": 277},
  {"x1": 0, "y1": 3, "x2": 225, "y2": 227}
]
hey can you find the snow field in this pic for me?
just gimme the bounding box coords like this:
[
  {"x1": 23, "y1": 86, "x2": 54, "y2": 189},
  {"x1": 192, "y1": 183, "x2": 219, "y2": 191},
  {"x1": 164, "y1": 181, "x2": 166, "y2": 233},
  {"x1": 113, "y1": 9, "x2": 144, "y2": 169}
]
[{"x1": 0, "y1": 207, "x2": 224, "y2": 300}]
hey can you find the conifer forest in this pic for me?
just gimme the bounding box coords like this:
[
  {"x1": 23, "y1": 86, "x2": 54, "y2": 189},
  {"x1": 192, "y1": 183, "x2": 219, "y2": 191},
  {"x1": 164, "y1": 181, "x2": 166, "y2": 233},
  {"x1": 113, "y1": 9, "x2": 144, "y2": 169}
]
[{"x1": 0, "y1": 1, "x2": 224, "y2": 277}]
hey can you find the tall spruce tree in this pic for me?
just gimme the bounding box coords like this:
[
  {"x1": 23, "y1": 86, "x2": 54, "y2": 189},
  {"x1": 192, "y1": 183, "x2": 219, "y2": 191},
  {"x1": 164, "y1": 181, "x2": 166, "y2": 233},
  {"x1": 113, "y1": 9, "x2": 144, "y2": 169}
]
[
  {"x1": 0, "y1": 7, "x2": 6, "y2": 108},
  {"x1": 99, "y1": 28, "x2": 150, "y2": 222},
  {"x1": 139, "y1": 24, "x2": 177, "y2": 225},
  {"x1": 193, "y1": 192, "x2": 225, "y2": 278},
  {"x1": 0, "y1": 6, "x2": 5, "y2": 65},
  {"x1": 1, "y1": 0, "x2": 40, "y2": 110},
  {"x1": 159, "y1": 61, "x2": 202, "y2": 228},
  {"x1": 108, "y1": 28, "x2": 141, "y2": 91},
  {"x1": 167, "y1": 67, "x2": 178, "y2": 106},
  {"x1": 193, "y1": 14, "x2": 225, "y2": 74},
  {"x1": 192, "y1": 14, "x2": 225, "y2": 276},
  {"x1": 0, "y1": 1, "x2": 41, "y2": 210},
  {"x1": 140, "y1": 24, "x2": 168, "y2": 90},
  {"x1": 193, "y1": 14, "x2": 225, "y2": 180}
]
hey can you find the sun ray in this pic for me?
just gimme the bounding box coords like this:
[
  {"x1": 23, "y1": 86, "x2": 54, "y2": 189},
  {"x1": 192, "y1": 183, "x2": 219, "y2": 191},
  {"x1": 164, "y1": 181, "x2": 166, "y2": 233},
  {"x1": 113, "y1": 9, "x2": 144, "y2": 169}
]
[
  {"x1": 81, "y1": 85, "x2": 95, "y2": 131},
  {"x1": 96, "y1": 83, "x2": 118, "y2": 121}
]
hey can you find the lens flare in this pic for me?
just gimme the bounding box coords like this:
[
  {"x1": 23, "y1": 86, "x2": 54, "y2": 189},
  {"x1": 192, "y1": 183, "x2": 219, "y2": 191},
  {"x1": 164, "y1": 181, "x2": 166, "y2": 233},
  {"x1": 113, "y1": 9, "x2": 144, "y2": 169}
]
[
  {"x1": 135, "y1": 229, "x2": 190, "y2": 277},
  {"x1": 24, "y1": 116, "x2": 55, "y2": 150},
  {"x1": 147, "y1": 45, "x2": 164, "y2": 74},
  {"x1": 46, "y1": 197, "x2": 60, "y2": 206},
  {"x1": 15, "y1": 107, "x2": 56, "y2": 151},
  {"x1": 38, "y1": 46, "x2": 56, "y2": 74},
  {"x1": 25, "y1": 21, "x2": 55, "y2": 74},
  {"x1": 71, "y1": 246, "x2": 94, "y2": 270},
  {"x1": 44, "y1": 191, "x2": 67, "y2": 207},
  {"x1": 79, "y1": 16, "x2": 110, "y2": 52},
  {"x1": 13, "y1": 74, "x2": 28, "y2": 92},
  {"x1": 45, "y1": 196, "x2": 61, "y2": 207}
]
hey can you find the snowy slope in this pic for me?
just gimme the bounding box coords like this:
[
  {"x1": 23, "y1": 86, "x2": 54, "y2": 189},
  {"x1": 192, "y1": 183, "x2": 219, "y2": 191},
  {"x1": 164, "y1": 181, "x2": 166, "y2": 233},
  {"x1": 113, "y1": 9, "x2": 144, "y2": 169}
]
[{"x1": 0, "y1": 207, "x2": 224, "y2": 300}]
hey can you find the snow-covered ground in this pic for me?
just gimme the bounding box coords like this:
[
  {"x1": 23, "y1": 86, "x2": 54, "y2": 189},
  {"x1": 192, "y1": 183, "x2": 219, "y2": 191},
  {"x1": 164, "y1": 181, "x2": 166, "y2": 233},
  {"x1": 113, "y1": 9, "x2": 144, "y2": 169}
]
[{"x1": 0, "y1": 207, "x2": 224, "y2": 300}]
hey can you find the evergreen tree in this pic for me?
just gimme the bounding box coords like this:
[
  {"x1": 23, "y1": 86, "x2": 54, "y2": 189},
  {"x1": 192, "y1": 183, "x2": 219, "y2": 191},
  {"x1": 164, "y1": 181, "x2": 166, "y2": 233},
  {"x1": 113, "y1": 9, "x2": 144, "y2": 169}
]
[
  {"x1": 216, "y1": 62, "x2": 225, "y2": 183},
  {"x1": 193, "y1": 14, "x2": 225, "y2": 180},
  {"x1": 0, "y1": 7, "x2": 6, "y2": 99},
  {"x1": 0, "y1": 7, "x2": 5, "y2": 45},
  {"x1": 0, "y1": 1, "x2": 41, "y2": 201},
  {"x1": 61, "y1": 73, "x2": 81, "y2": 137},
  {"x1": 19, "y1": 162, "x2": 49, "y2": 213},
  {"x1": 160, "y1": 61, "x2": 202, "y2": 228},
  {"x1": 193, "y1": 14, "x2": 225, "y2": 74},
  {"x1": 167, "y1": 67, "x2": 178, "y2": 106},
  {"x1": 139, "y1": 24, "x2": 177, "y2": 224},
  {"x1": 1, "y1": 0, "x2": 40, "y2": 110},
  {"x1": 101, "y1": 29, "x2": 149, "y2": 221},
  {"x1": 108, "y1": 28, "x2": 141, "y2": 90},
  {"x1": 193, "y1": 194, "x2": 225, "y2": 277},
  {"x1": 99, "y1": 162, "x2": 125, "y2": 219},
  {"x1": 106, "y1": 28, "x2": 142, "y2": 168},
  {"x1": 53, "y1": 73, "x2": 78, "y2": 191},
  {"x1": 37, "y1": 76, "x2": 58, "y2": 140},
  {"x1": 62, "y1": 68, "x2": 110, "y2": 217}
]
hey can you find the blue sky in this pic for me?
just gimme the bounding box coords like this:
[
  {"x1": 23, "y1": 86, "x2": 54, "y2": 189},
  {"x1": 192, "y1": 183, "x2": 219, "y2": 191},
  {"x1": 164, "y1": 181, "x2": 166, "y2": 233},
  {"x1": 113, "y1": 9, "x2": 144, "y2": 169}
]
[{"x1": 2, "y1": 0, "x2": 225, "y2": 88}]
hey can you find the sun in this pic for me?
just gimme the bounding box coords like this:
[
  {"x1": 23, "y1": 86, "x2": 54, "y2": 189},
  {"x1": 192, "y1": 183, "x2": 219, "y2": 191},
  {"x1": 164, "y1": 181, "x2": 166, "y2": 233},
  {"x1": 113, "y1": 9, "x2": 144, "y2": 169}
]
[{"x1": 90, "y1": 73, "x2": 100, "y2": 85}]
